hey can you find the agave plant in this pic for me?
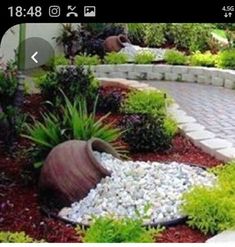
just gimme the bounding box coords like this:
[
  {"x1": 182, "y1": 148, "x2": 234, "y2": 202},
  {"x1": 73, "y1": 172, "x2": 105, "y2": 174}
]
[
  {"x1": 23, "y1": 94, "x2": 125, "y2": 168},
  {"x1": 63, "y1": 96, "x2": 121, "y2": 143}
]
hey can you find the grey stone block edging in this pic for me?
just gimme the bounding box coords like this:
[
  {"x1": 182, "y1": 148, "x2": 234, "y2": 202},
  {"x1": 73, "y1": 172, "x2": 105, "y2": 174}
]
[
  {"x1": 206, "y1": 230, "x2": 235, "y2": 242},
  {"x1": 169, "y1": 104, "x2": 235, "y2": 162},
  {"x1": 98, "y1": 77, "x2": 235, "y2": 163},
  {"x1": 89, "y1": 64, "x2": 235, "y2": 89}
]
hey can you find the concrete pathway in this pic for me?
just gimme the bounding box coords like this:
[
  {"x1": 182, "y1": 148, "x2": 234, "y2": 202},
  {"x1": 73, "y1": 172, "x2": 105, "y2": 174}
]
[{"x1": 146, "y1": 81, "x2": 235, "y2": 146}]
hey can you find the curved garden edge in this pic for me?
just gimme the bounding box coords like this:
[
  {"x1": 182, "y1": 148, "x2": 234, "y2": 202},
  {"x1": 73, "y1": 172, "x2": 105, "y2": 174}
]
[
  {"x1": 84, "y1": 64, "x2": 235, "y2": 89},
  {"x1": 98, "y1": 77, "x2": 235, "y2": 163}
]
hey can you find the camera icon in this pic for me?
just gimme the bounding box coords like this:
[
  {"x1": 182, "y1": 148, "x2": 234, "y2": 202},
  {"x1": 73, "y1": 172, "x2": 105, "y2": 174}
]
[{"x1": 49, "y1": 5, "x2": 61, "y2": 17}]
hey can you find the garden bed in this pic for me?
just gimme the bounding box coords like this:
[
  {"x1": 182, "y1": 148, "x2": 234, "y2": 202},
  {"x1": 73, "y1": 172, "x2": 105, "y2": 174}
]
[{"x1": 0, "y1": 92, "x2": 220, "y2": 242}]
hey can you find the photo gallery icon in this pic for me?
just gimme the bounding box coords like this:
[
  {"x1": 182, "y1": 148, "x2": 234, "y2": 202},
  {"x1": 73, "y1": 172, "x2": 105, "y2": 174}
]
[{"x1": 84, "y1": 6, "x2": 96, "y2": 17}]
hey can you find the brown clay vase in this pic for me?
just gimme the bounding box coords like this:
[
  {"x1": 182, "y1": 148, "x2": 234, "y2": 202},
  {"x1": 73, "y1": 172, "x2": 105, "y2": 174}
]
[
  {"x1": 103, "y1": 34, "x2": 130, "y2": 52},
  {"x1": 39, "y1": 138, "x2": 120, "y2": 205}
]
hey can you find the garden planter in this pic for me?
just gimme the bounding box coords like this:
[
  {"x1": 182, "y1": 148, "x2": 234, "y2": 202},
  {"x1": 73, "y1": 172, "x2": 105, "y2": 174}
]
[
  {"x1": 103, "y1": 34, "x2": 130, "y2": 52},
  {"x1": 39, "y1": 138, "x2": 121, "y2": 205}
]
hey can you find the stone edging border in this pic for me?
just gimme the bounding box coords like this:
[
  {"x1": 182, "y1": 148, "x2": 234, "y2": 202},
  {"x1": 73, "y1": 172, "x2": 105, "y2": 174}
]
[
  {"x1": 99, "y1": 77, "x2": 235, "y2": 163},
  {"x1": 89, "y1": 64, "x2": 235, "y2": 89}
]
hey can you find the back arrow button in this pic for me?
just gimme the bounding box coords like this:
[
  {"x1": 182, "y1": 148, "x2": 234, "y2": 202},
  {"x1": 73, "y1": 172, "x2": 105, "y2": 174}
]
[{"x1": 31, "y1": 51, "x2": 38, "y2": 64}]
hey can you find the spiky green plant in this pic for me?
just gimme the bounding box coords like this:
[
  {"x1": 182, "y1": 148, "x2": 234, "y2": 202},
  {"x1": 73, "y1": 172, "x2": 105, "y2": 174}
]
[{"x1": 23, "y1": 94, "x2": 124, "y2": 168}]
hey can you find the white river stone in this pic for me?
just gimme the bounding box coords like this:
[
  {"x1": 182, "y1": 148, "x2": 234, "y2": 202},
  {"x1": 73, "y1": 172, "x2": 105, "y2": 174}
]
[{"x1": 59, "y1": 152, "x2": 216, "y2": 225}]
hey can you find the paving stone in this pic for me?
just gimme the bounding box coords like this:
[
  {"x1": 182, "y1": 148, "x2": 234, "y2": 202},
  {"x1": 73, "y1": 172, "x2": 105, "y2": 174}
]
[
  {"x1": 206, "y1": 230, "x2": 235, "y2": 243},
  {"x1": 224, "y1": 79, "x2": 235, "y2": 89},
  {"x1": 206, "y1": 68, "x2": 219, "y2": 77},
  {"x1": 187, "y1": 67, "x2": 205, "y2": 75},
  {"x1": 171, "y1": 66, "x2": 188, "y2": 74},
  {"x1": 146, "y1": 80, "x2": 235, "y2": 147},
  {"x1": 200, "y1": 138, "x2": 233, "y2": 150},
  {"x1": 164, "y1": 72, "x2": 179, "y2": 81},
  {"x1": 215, "y1": 147, "x2": 235, "y2": 162},
  {"x1": 126, "y1": 71, "x2": 141, "y2": 79},
  {"x1": 134, "y1": 64, "x2": 154, "y2": 73},
  {"x1": 212, "y1": 77, "x2": 224, "y2": 87},
  {"x1": 223, "y1": 70, "x2": 235, "y2": 80},
  {"x1": 95, "y1": 64, "x2": 115, "y2": 72},
  {"x1": 146, "y1": 72, "x2": 163, "y2": 80},
  {"x1": 180, "y1": 123, "x2": 205, "y2": 132},
  {"x1": 175, "y1": 115, "x2": 197, "y2": 124},
  {"x1": 168, "y1": 109, "x2": 187, "y2": 118},
  {"x1": 168, "y1": 103, "x2": 180, "y2": 110},
  {"x1": 134, "y1": 83, "x2": 150, "y2": 89},
  {"x1": 197, "y1": 75, "x2": 211, "y2": 84},
  {"x1": 181, "y1": 73, "x2": 196, "y2": 82},
  {"x1": 153, "y1": 65, "x2": 173, "y2": 73},
  {"x1": 114, "y1": 64, "x2": 134, "y2": 72},
  {"x1": 186, "y1": 130, "x2": 215, "y2": 140},
  {"x1": 106, "y1": 72, "x2": 126, "y2": 78}
]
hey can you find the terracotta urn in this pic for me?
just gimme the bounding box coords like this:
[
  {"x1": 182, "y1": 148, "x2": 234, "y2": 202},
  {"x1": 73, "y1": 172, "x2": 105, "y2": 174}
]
[
  {"x1": 103, "y1": 34, "x2": 130, "y2": 52},
  {"x1": 39, "y1": 138, "x2": 120, "y2": 205}
]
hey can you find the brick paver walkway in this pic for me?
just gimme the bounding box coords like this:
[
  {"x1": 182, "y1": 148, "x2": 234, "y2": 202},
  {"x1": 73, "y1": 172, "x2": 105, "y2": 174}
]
[{"x1": 146, "y1": 81, "x2": 235, "y2": 146}]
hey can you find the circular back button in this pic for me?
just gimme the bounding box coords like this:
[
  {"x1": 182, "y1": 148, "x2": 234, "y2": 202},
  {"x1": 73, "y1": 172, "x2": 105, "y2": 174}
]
[{"x1": 17, "y1": 37, "x2": 54, "y2": 70}]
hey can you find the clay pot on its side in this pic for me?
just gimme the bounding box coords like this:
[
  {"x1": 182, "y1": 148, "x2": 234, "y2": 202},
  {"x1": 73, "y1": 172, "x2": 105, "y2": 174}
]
[
  {"x1": 103, "y1": 34, "x2": 130, "y2": 52},
  {"x1": 39, "y1": 138, "x2": 120, "y2": 205}
]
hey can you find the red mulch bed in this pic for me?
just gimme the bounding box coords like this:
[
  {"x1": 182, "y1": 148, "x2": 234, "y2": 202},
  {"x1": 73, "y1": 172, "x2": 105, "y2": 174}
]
[
  {"x1": 158, "y1": 225, "x2": 211, "y2": 243},
  {"x1": 0, "y1": 93, "x2": 221, "y2": 242},
  {"x1": 131, "y1": 134, "x2": 220, "y2": 168}
]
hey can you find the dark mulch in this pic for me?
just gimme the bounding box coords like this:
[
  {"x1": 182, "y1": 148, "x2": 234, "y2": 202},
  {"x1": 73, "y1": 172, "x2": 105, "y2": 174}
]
[
  {"x1": 158, "y1": 225, "x2": 211, "y2": 243},
  {"x1": 22, "y1": 94, "x2": 46, "y2": 120},
  {"x1": 131, "y1": 134, "x2": 220, "y2": 168},
  {"x1": 0, "y1": 93, "x2": 221, "y2": 242}
]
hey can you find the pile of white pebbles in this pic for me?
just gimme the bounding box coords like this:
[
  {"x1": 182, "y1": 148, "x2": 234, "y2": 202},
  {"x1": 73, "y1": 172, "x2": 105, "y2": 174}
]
[
  {"x1": 59, "y1": 152, "x2": 216, "y2": 225},
  {"x1": 119, "y1": 43, "x2": 166, "y2": 61}
]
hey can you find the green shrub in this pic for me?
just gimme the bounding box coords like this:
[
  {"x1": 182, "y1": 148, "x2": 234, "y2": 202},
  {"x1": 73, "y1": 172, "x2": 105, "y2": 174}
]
[
  {"x1": 81, "y1": 23, "x2": 126, "y2": 58},
  {"x1": 0, "y1": 66, "x2": 25, "y2": 148},
  {"x1": 134, "y1": 51, "x2": 155, "y2": 64},
  {"x1": 169, "y1": 24, "x2": 212, "y2": 52},
  {"x1": 97, "y1": 86, "x2": 129, "y2": 114},
  {"x1": 127, "y1": 23, "x2": 146, "y2": 45},
  {"x1": 75, "y1": 54, "x2": 101, "y2": 66},
  {"x1": 76, "y1": 216, "x2": 163, "y2": 243},
  {"x1": 36, "y1": 65, "x2": 99, "y2": 105},
  {"x1": 47, "y1": 55, "x2": 69, "y2": 70},
  {"x1": 181, "y1": 162, "x2": 235, "y2": 235},
  {"x1": 54, "y1": 24, "x2": 82, "y2": 58},
  {"x1": 0, "y1": 231, "x2": 35, "y2": 243},
  {"x1": 120, "y1": 90, "x2": 177, "y2": 152},
  {"x1": 181, "y1": 186, "x2": 235, "y2": 235},
  {"x1": 120, "y1": 114, "x2": 176, "y2": 152},
  {"x1": 168, "y1": 24, "x2": 192, "y2": 49},
  {"x1": 144, "y1": 24, "x2": 167, "y2": 47},
  {"x1": 188, "y1": 24, "x2": 212, "y2": 52},
  {"x1": 121, "y1": 90, "x2": 167, "y2": 117},
  {"x1": 0, "y1": 70, "x2": 18, "y2": 106},
  {"x1": 104, "y1": 52, "x2": 128, "y2": 64},
  {"x1": 164, "y1": 49, "x2": 188, "y2": 65},
  {"x1": 190, "y1": 51, "x2": 217, "y2": 67},
  {"x1": 82, "y1": 23, "x2": 108, "y2": 36},
  {"x1": 217, "y1": 49, "x2": 235, "y2": 69},
  {"x1": 210, "y1": 162, "x2": 235, "y2": 193},
  {"x1": 23, "y1": 95, "x2": 122, "y2": 168},
  {"x1": 35, "y1": 71, "x2": 58, "y2": 100},
  {"x1": 163, "y1": 117, "x2": 178, "y2": 137}
]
